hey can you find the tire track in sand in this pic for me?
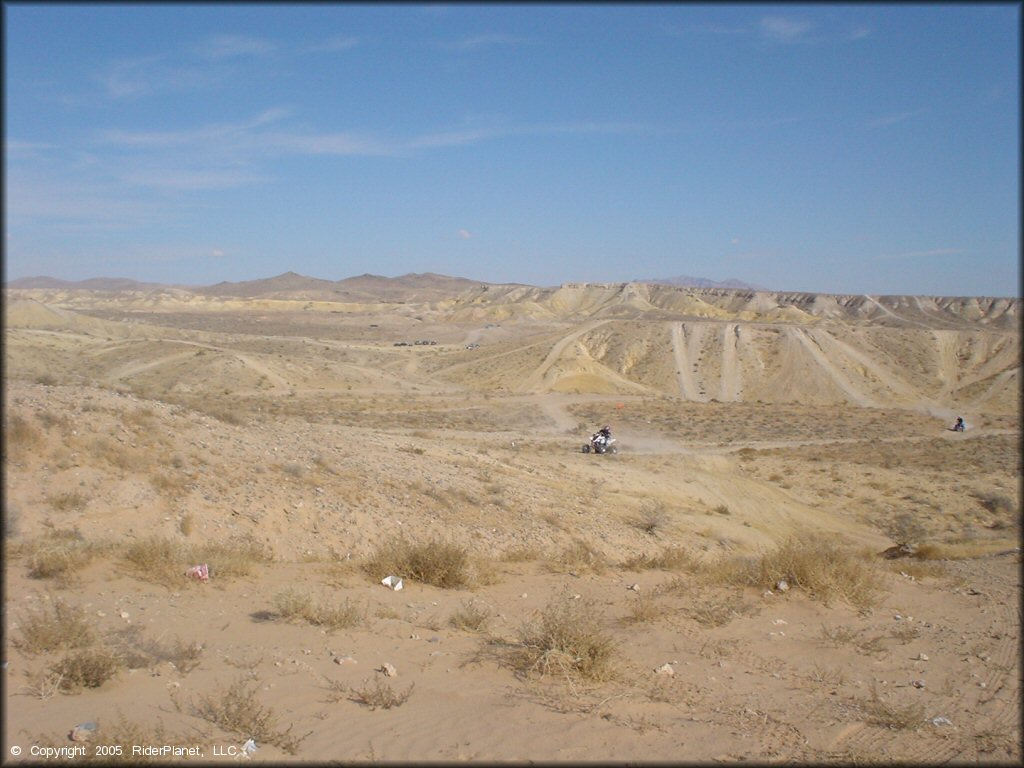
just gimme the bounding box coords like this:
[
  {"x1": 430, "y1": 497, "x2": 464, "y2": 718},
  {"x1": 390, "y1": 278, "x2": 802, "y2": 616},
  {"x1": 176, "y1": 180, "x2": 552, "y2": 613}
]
[
  {"x1": 833, "y1": 564, "x2": 1020, "y2": 762},
  {"x1": 719, "y1": 323, "x2": 741, "y2": 402},
  {"x1": 805, "y1": 328, "x2": 930, "y2": 406},
  {"x1": 790, "y1": 327, "x2": 878, "y2": 407},
  {"x1": 515, "y1": 320, "x2": 611, "y2": 394},
  {"x1": 670, "y1": 322, "x2": 703, "y2": 401}
]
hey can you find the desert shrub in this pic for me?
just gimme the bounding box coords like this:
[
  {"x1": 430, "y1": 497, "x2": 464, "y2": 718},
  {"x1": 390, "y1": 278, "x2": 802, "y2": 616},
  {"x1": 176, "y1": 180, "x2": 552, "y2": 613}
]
[
  {"x1": 884, "y1": 559, "x2": 947, "y2": 579},
  {"x1": 53, "y1": 647, "x2": 124, "y2": 691},
  {"x1": 191, "y1": 677, "x2": 308, "y2": 754},
  {"x1": 4, "y1": 502, "x2": 22, "y2": 538},
  {"x1": 90, "y1": 436, "x2": 147, "y2": 472},
  {"x1": 629, "y1": 501, "x2": 670, "y2": 535},
  {"x1": 122, "y1": 535, "x2": 184, "y2": 584},
  {"x1": 500, "y1": 544, "x2": 543, "y2": 562},
  {"x1": 203, "y1": 405, "x2": 245, "y2": 426},
  {"x1": 151, "y1": 472, "x2": 188, "y2": 497},
  {"x1": 622, "y1": 594, "x2": 668, "y2": 624},
  {"x1": 362, "y1": 536, "x2": 470, "y2": 588},
  {"x1": 106, "y1": 626, "x2": 203, "y2": 673},
  {"x1": 79, "y1": 715, "x2": 188, "y2": 762},
  {"x1": 279, "y1": 462, "x2": 305, "y2": 479},
  {"x1": 448, "y1": 599, "x2": 492, "y2": 633},
  {"x1": 683, "y1": 591, "x2": 751, "y2": 627},
  {"x1": 545, "y1": 538, "x2": 608, "y2": 575},
  {"x1": 857, "y1": 687, "x2": 925, "y2": 730},
  {"x1": 193, "y1": 535, "x2": 273, "y2": 579},
  {"x1": 511, "y1": 595, "x2": 617, "y2": 682},
  {"x1": 882, "y1": 512, "x2": 927, "y2": 546},
  {"x1": 48, "y1": 491, "x2": 89, "y2": 512},
  {"x1": 972, "y1": 490, "x2": 1017, "y2": 515},
  {"x1": 122, "y1": 534, "x2": 272, "y2": 586},
  {"x1": 272, "y1": 589, "x2": 362, "y2": 630},
  {"x1": 24, "y1": 528, "x2": 99, "y2": 583},
  {"x1": 738, "y1": 535, "x2": 885, "y2": 608},
  {"x1": 913, "y1": 540, "x2": 1017, "y2": 560},
  {"x1": 620, "y1": 547, "x2": 693, "y2": 571},
  {"x1": 16, "y1": 598, "x2": 97, "y2": 654},
  {"x1": 4, "y1": 413, "x2": 41, "y2": 455},
  {"x1": 345, "y1": 678, "x2": 414, "y2": 710}
]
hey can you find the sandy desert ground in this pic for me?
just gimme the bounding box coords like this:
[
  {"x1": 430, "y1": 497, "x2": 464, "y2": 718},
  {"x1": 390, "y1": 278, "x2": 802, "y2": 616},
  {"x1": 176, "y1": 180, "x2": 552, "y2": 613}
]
[{"x1": 3, "y1": 275, "x2": 1021, "y2": 764}]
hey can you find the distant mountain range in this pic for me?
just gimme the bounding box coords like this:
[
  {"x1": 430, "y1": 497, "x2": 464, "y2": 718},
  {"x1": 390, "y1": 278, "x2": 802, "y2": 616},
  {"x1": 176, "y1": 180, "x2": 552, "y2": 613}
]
[
  {"x1": 5, "y1": 276, "x2": 180, "y2": 292},
  {"x1": 5, "y1": 272, "x2": 1018, "y2": 329},
  {"x1": 6, "y1": 271, "x2": 765, "y2": 294},
  {"x1": 638, "y1": 275, "x2": 768, "y2": 291}
]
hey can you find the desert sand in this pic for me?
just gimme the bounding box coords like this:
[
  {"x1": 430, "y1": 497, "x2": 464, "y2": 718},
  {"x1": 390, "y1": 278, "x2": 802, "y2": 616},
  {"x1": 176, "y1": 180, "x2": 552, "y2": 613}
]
[{"x1": 3, "y1": 274, "x2": 1020, "y2": 763}]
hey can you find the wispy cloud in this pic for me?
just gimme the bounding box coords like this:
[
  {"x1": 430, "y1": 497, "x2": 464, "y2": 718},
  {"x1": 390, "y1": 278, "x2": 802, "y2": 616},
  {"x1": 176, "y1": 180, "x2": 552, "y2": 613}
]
[
  {"x1": 93, "y1": 56, "x2": 226, "y2": 100},
  {"x1": 441, "y1": 33, "x2": 534, "y2": 51},
  {"x1": 103, "y1": 113, "x2": 656, "y2": 159},
  {"x1": 116, "y1": 166, "x2": 268, "y2": 191},
  {"x1": 879, "y1": 248, "x2": 964, "y2": 260},
  {"x1": 260, "y1": 131, "x2": 394, "y2": 156},
  {"x1": 6, "y1": 172, "x2": 174, "y2": 229},
  {"x1": 866, "y1": 108, "x2": 926, "y2": 128},
  {"x1": 759, "y1": 16, "x2": 812, "y2": 44},
  {"x1": 457, "y1": 229, "x2": 473, "y2": 240},
  {"x1": 101, "y1": 109, "x2": 291, "y2": 149},
  {"x1": 668, "y1": 16, "x2": 866, "y2": 47},
  {"x1": 6, "y1": 139, "x2": 57, "y2": 155},
  {"x1": 86, "y1": 36, "x2": 276, "y2": 102},
  {"x1": 303, "y1": 34, "x2": 359, "y2": 53},
  {"x1": 195, "y1": 34, "x2": 278, "y2": 60}
]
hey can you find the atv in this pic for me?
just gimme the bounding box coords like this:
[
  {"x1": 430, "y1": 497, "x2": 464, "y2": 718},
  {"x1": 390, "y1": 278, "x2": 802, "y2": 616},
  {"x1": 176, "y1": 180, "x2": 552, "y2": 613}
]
[{"x1": 582, "y1": 433, "x2": 618, "y2": 455}]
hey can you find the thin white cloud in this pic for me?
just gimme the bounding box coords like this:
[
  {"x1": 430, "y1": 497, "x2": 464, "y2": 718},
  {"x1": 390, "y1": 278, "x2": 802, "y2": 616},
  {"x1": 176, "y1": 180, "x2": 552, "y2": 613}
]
[
  {"x1": 6, "y1": 172, "x2": 172, "y2": 228},
  {"x1": 261, "y1": 131, "x2": 393, "y2": 156},
  {"x1": 303, "y1": 35, "x2": 359, "y2": 53},
  {"x1": 759, "y1": 16, "x2": 812, "y2": 44},
  {"x1": 195, "y1": 34, "x2": 278, "y2": 60},
  {"x1": 117, "y1": 167, "x2": 268, "y2": 191},
  {"x1": 442, "y1": 33, "x2": 533, "y2": 51},
  {"x1": 669, "y1": 17, "x2": 867, "y2": 47},
  {"x1": 458, "y1": 229, "x2": 473, "y2": 240},
  {"x1": 101, "y1": 109, "x2": 290, "y2": 149},
  {"x1": 663, "y1": 22, "x2": 749, "y2": 38},
  {"x1": 6, "y1": 139, "x2": 57, "y2": 154},
  {"x1": 866, "y1": 109, "x2": 926, "y2": 128},
  {"x1": 879, "y1": 248, "x2": 964, "y2": 260},
  {"x1": 93, "y1": 56, "x2": 226, "y2": 100},
  {"x1": 102, "y1": 113, "x2": 656, "y2": 160}
]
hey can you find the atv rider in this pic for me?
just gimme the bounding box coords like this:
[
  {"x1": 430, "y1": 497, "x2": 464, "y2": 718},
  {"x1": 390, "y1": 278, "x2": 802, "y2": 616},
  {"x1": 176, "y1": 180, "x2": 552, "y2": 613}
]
[
  {"x1": 592, "y1": 425, "x2": 612, "y2": 450},
  {"x1": 953, "y1": 416, "x2": 965, "y2": 432}
]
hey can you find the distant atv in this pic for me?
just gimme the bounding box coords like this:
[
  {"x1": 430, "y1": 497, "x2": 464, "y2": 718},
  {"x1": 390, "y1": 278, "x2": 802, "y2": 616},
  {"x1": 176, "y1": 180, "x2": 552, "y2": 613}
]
[{"x1": 582, "y1": 432, "x2": 618, "y2": 455}]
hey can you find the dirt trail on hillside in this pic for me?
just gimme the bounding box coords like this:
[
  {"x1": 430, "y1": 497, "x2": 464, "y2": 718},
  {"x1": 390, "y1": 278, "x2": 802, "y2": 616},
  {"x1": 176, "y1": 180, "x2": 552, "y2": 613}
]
[
  {"x1": 970, "y1": 368, "x2": 1019, "y2": 409},
  {"x1": 104, "y1": 348, "x2": 201, "y2": 383},
  {"x1": 863, "y1": 294, "x2": 931, "y2": 328},
  {"x1": 719, "y1": 323, "x2": 741, "y2": 401},
  {"x1": 671, "y1": 322, "x2": 703, "y2": 401},
  {"x1": 807, "y1": 328, "x2": 928, "y2": 406},
  {"x1": 790, "y1": 327, "x2": 878, "y2": 407},
  {"x1": 516, "y1": 320, "x2": 611, "y2": 393}
]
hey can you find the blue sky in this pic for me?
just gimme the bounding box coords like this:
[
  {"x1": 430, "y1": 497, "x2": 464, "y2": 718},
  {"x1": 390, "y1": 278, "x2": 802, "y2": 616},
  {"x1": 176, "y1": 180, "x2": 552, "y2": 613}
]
[{"x1": 4, "y1": 3, "x2": 1020, "y2": 296}]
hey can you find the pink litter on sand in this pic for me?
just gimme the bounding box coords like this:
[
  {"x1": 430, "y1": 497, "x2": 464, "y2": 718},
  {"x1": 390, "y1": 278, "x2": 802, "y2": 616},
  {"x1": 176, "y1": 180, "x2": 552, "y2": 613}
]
[{"x1": 186, "y1": 564, "x2": 209, "y2": 581}]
